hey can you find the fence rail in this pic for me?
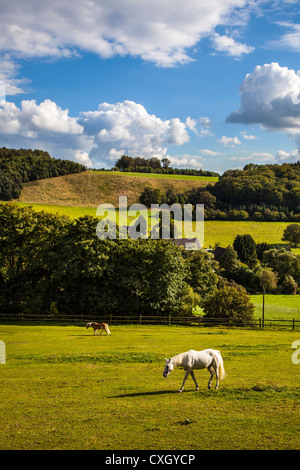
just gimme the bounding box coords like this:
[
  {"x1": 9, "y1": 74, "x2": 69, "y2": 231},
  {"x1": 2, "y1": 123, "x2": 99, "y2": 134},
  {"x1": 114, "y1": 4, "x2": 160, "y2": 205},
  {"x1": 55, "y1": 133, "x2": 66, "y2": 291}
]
[{"x1": 0, "y1": 313, "x2": 299, "y2": 330}]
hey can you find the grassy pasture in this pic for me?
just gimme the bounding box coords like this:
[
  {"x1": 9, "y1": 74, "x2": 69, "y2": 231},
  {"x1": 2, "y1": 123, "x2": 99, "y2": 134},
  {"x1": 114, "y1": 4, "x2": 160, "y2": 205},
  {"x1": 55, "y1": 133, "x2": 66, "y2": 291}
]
[
  {"x1": 251, "y1": 295, "x2": 300, "y2": 321},
  {"x1": 0, "y1": 324, "x2": 299, "y2": 450},
  {"x1": 91, "y1": 170, "x2": 219, "y2": 181}
]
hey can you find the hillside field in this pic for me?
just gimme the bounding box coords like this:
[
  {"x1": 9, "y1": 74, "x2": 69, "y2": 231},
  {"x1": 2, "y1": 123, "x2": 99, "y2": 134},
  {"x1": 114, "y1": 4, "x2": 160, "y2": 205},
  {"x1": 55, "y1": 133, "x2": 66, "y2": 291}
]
[
  {"x1": 0, "y1": 323, "x2": 299, "y2": 450},
  {"x1": 16, "y1": 170, "x2": 215, "y2": 207}
]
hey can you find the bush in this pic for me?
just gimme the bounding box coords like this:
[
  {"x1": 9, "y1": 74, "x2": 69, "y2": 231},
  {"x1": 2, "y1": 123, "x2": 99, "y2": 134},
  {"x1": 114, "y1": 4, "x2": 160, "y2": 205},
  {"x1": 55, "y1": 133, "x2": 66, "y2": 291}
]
[
  {"x1": 281, "y1": 275, "x2": 298, "y2": 295},
  {"x1": 202, "y1": 283, "x2": 255, "y2": 326}
]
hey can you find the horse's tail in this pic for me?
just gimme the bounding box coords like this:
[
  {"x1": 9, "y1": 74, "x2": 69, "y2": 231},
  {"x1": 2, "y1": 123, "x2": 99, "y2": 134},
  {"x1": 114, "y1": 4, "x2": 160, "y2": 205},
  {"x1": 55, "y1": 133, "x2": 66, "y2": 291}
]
[
  {"x1": 105, "y1": 323, "x2": 111, "y2": 335},
  {"x1": 215, "y1": 350, "x2": 225, "y2": 380}
]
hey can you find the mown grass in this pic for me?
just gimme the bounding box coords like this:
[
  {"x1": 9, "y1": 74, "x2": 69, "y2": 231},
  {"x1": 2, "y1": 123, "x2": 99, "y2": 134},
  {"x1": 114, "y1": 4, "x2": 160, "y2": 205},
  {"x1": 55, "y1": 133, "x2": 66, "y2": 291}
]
[
  {"x1": 91, "y1": 170, "x2": 219, "y2": 181},
  {"x1": 203, "y1": 220, "x2": 291, "y2": 248},
  {"x1": 0, "y1": 324, "x2": 299, "y2": 450},
  {"x1": 251, "y1": 294, "x2": 300, "y2": 321}
]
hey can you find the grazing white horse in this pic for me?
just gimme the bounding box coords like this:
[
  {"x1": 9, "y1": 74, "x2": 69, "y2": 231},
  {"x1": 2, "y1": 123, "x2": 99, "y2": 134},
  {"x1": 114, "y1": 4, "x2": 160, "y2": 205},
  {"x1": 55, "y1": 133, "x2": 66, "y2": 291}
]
[
  {"x1": 163, "y1": 349, "x2": 225, "y2": 392},
  {"x1": 86, "y1": 322, "x2": 111, "y2": 335}
]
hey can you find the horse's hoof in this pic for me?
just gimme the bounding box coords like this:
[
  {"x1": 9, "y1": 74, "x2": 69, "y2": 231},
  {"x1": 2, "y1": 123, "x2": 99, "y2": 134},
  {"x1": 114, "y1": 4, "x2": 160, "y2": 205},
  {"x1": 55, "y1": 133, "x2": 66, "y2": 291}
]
[
  {"x1": 178, "y1": 390, "x2": 183, "y2": 393},
  {"x1": 196, "y1": 388, "x2": 199, "y2": 391}
]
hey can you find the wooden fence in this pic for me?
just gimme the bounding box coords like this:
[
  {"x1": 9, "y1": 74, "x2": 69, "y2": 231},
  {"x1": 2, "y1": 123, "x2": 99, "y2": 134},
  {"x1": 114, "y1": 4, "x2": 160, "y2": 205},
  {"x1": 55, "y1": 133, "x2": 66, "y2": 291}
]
[{"x1": 0, "y1": 313, "x2": 299, "y2": 330}]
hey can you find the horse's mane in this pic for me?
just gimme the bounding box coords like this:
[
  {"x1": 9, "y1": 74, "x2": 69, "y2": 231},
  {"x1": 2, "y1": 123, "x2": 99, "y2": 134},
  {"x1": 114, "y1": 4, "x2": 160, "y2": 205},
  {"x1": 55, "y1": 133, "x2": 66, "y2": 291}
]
[{"x1": 171, "y1": 352, "x2": 186, "y2": 366}]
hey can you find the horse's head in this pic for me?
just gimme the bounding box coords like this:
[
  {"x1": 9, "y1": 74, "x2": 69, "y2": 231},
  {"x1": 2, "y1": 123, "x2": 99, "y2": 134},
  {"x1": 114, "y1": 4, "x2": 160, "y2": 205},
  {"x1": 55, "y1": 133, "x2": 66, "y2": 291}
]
[
  {"x1": 86, "y1": 323, "x2": 91, "y2": 329},
  {"x1": 163, "y1": 358, "x2": 174, "y2": 378}
]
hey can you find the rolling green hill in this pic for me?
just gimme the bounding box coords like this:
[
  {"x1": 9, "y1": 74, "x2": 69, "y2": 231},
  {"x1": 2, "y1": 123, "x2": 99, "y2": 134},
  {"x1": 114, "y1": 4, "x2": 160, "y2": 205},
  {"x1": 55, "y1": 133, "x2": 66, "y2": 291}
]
[{"x1": 16, "y1": 170, "x2": 215, "y2": 207}]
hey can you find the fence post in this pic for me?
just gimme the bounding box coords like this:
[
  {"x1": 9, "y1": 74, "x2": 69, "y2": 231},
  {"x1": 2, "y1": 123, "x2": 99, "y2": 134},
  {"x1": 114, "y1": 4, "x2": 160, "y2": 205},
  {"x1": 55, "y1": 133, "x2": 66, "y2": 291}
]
[
  {"x1": 139, "y1": 314, "x2": 142, "y2": 326},
  {"x1": 168, "y1": 314, "x2": 171, "y2": 325}
]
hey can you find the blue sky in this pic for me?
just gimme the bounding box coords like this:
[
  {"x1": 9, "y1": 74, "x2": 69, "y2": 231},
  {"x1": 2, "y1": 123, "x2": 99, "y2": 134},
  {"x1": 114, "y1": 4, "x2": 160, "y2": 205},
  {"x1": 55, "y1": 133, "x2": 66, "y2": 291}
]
[{"x1": 1, "y1": 0, "x2": 300, "y2": 173}]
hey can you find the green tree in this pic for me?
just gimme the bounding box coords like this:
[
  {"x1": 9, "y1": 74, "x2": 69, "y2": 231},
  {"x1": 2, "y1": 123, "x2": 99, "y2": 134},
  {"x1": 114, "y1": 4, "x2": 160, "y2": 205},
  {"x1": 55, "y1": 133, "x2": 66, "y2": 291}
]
[
  {"x1": 259, "y1": 268, "x2": 278, "y2": 293},
  {"x1": 185, "y1": 249, "x2": 219, "y2": 300},
  {"x1": 139, "y1": 186, "x2": 165, "y2": 206},
  {"x1": 161, "y1": 158, "x2": 170, "y2": 169},
  {"x1": 263, "y1": 248, "x2": 300, "y2": 285},
  {"x1": 218, "y1": 245, "x2": 240, "y2": 278},
  {"x1": 102, "y1": 239, "x2": 189, "y2": 316},
  {"x1": 233, "y1": 234, "x2": 257, "y2": 268},
  {"x1": 282, "y1": 224, "x2": 300, "y2": 247}
]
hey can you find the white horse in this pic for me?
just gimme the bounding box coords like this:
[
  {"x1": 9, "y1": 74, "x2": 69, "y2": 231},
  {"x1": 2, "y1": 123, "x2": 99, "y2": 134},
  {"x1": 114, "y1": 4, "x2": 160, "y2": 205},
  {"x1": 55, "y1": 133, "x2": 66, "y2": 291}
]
[{"x1": 163, "y1": 349, "x2": 225, "y2": 393}]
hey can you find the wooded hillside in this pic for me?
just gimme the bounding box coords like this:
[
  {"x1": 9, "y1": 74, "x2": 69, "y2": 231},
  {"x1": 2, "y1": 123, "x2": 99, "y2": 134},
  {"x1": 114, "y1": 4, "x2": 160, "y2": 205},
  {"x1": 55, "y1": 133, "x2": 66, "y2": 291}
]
[{"x1": 0, "y1": 147, "x2": 86, "y2": 200}]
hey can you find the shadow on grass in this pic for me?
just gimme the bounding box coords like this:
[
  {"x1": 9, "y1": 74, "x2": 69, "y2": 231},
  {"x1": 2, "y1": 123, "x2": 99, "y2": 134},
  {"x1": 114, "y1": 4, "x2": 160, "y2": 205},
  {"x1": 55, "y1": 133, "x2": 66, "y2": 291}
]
[{"x1": 110, "y1": 389, "x2": 196, "y2": 398}]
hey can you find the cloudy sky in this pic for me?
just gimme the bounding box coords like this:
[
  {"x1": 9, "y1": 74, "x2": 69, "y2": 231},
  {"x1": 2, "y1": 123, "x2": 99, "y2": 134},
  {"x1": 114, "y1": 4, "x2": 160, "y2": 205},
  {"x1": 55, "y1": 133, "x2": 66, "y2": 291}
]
[{"x1": 1, "y1": 0, "x2": 300, "y2": 172}]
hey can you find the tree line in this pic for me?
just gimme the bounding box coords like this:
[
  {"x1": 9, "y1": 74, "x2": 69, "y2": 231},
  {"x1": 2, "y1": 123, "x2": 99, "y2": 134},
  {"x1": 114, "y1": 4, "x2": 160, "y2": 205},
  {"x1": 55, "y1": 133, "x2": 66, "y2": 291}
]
[
  {"x1": 0, "y1": 203, "x2": 253, "y2": 324},
  {"x1": 1, "y1": 204, "x2": 299, "y2": 325},
  {"x1": 217, "y1": 232, "x2": 300, "y2": 296},
  {"x1": 114, "y1": 154, "x2": 219, "y2": 177},
  {"x1": 139, "y1": 161, "x2": 300, "y2": 221},
  {"x1": 0, "y1": 147, "x2": 86, "y2": 200}
]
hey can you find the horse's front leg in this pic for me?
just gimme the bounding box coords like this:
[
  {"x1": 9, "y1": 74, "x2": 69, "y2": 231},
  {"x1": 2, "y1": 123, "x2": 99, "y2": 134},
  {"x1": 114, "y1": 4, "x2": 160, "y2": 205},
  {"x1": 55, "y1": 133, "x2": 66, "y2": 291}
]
[
  {"x1": 207, "y1": 365, "x2": 215, "y2": 389},
  {"x1": 178, "y1": 369, "x2": 190, "y2": 393},
  {"x1": 190, "y1": 370, "x2": 199, "y2": 391}
]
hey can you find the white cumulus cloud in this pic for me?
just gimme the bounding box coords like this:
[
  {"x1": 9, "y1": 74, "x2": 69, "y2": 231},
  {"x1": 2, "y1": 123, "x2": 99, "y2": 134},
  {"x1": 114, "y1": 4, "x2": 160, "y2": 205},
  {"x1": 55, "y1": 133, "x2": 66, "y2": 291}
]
[
  {"x1": 0, "y1": 0, "x2": 252, "y2": 91},
  {"x1": 211, "y1": 33, "x2": 254, "y2": 58},
  {"x1": 79, "y1": 100, "x2": 190, "y2": 164},
  {"x1": 227, "y1": 62, "x2": 300, "y2": 157},
  {"x1": 0, "y1": 98, "x2": 192, "y2": 167},
  {"x1": 227, "y1": 62, "x2": 300, "y2": 133},
  {"x1": 218, "y1": 135, "x2": 242, "y2": 147}
]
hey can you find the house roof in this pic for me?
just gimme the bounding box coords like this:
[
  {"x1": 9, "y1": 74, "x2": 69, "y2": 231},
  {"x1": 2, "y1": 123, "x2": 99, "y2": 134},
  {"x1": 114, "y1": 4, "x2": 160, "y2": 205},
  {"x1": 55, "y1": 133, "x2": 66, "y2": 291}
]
[{"x1": 212, "y1": 246, "x2": 226, "y2": 259}]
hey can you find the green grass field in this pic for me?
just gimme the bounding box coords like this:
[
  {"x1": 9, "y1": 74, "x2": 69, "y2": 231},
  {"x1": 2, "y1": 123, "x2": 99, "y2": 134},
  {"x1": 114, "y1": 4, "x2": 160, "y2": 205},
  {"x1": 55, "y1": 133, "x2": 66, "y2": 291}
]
[
  {"x1": 194, "y1": 294, "x2": 300, "y2": 322},
  {"x1": 91, "y1": 170, "x2": 219, "y2": 181},
  {"x1": 0, "y1": 324, "x2": 299, "y2": 450},
  {"x1": 251, "y1": 295, "x2": 300, "y2": 321}
]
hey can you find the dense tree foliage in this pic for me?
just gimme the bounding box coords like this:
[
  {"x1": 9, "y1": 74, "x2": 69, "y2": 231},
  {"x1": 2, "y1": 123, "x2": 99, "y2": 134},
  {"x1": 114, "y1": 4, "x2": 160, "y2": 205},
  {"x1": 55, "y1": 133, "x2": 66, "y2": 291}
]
[
  {"x1": 1, "y1": 204, "x2": 298, "y2": 320},
  {"x1": 0, "y1": 204, "x2": 220, "y2": 318},
  {"x1": 0, "y1": 147, "x2": 86, "y2": 200},
  {"x1": 139, "y1": 161, "x2": 300, "y2": 221},
  {"x1": 210, "y1": 162, "x2": 300, "y2": 221}
]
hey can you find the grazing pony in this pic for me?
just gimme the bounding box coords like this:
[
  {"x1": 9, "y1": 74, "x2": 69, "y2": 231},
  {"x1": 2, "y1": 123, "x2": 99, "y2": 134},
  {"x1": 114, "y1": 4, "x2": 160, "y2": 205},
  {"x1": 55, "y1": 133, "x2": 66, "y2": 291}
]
[
  {"x1": 86, "y1": 322, "x2": 111, "y2": 336},
  {"x1": 163, "y1": 349, "x2": 225, "y2": 392}
]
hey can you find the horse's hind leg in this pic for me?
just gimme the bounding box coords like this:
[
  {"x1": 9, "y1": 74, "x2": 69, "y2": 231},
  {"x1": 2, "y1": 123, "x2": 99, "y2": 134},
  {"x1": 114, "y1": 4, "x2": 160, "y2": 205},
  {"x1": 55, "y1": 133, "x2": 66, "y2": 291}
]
[
  {"x1": 190, "y1": 371, "x2": 199, "y2": 391},
  {"x1": 207, "y1": 365, "x2": 215, "y2": 389},
  {"x1": 215, "y1": 366, "x2": 220, "y2": 390}
]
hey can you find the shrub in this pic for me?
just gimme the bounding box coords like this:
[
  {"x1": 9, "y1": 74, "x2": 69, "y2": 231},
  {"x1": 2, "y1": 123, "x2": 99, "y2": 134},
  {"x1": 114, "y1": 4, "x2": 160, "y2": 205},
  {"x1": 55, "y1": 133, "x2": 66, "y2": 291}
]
[{"x1": 202, "y1": 283, "x2": 255, "y2": 326}]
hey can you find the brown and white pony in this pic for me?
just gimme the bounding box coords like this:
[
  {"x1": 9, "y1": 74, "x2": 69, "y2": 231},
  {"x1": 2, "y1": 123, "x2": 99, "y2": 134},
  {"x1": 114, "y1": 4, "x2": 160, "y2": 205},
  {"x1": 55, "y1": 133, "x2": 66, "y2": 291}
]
[{"x1": 86, "y1": 322, "x2": 111, "y2": 335}]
